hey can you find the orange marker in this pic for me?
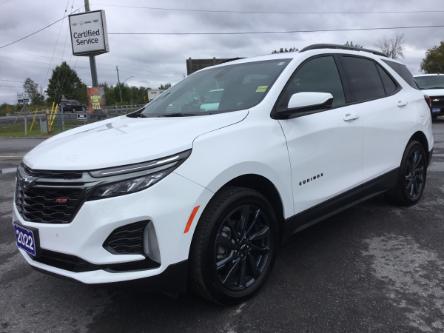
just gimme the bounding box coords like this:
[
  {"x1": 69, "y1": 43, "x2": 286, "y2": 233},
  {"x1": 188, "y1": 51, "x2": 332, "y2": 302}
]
[{"x1": 184, "y1": 206, "x2": 200, "y2": 234}]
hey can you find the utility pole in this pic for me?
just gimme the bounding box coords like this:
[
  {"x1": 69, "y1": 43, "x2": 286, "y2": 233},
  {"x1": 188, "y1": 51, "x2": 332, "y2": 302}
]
[
  {"x1": 116, "y1": 65, "x2": 122, "y2": 103},
  {"x1": 84, "y1": 0, "x2": 98, "y2": 87}
]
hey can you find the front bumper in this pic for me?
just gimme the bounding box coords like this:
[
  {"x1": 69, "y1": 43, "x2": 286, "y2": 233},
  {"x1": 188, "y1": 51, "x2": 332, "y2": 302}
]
[
  {"x1": 431, "y1": 107, "x2": 444, "y2": 116},
  {"x1": 13, "y1": 172, "x2": 213, "y2": 284}
]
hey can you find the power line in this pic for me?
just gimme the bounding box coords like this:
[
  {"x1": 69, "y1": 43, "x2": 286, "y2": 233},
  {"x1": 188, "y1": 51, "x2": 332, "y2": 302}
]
[
  {"x1": 0, "y1": 8, "x2": 80, "y2": 50},
  {"x1": 0, "y1": 79, "x2": 22, "y2": 83},
  {"x1": 0, "y1": 85, "x2": 20, "y2": 88},
  {"x1": 42, "y1": 0, "x2": 73, "y2": 90},
  {"x1": 108, "y1": 24, "x2": 444, "y2": 36},
  {"x1": 98, "y1": 4, "x2": 444, "y2": 15}
]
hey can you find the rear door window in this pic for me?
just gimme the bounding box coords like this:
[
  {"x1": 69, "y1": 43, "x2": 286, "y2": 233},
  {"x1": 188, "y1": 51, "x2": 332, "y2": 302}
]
[
  {"x1": 340, "y1": 56, "x2": 385, "y2": 103},
  {"x1": 383, "y1": 60, "x2": 418, "y2": 89}
]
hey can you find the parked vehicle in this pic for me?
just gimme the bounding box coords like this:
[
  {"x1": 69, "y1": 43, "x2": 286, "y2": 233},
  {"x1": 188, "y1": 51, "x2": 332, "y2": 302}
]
[
  {"x1": 414, "y1": 74, "x2": 444, "y2": 120},
  {"x1": 59, "y1": 99, "x2": 85, "y2": 112},
  {"x1": 13, "y1": 44, "x2": 434, "y2": 304}
]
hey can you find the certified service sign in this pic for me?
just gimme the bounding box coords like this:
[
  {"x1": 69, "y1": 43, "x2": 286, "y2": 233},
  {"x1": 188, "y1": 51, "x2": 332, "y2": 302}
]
[{"x1": 69, "y1": 10, "x2": 109, "y2": 56}]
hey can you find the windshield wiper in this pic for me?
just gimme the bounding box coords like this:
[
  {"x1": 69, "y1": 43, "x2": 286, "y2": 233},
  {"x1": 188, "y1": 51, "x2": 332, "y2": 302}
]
[
  {"x1": 126, "y1": 109, "x2": 146, "y2": 118},
  {"x1": 160, "y1": 112, "x2": 203, "y2": 117}
]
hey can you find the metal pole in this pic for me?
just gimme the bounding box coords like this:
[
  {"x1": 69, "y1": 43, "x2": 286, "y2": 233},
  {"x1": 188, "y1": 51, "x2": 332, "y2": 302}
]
[
  {"x1": 89, "y1": 56, "x2": 98, "y2": 87},
  {"x1": 116, "y1": 65, "x2": 122, "y2": 103},
  {"x1": 61, "y1": 105, "x2": 65, "y2": 131},
  {"x1": 24, "y1": 114, "x2": 27, "y2": 136},
  {"x1": 84, "y1": 0, "x2": 98, "y2": 87}
]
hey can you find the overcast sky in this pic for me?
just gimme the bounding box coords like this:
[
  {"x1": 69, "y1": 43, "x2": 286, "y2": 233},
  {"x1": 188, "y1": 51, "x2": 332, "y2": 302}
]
[{"x1": 0, "y1": 0, "x2": 443, "y2": 104}]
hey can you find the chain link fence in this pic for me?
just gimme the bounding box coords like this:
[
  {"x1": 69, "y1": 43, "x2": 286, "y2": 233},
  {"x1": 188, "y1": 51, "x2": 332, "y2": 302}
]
[{"x1": 0, "y1": 105, "x2": 144, "y2": 137}]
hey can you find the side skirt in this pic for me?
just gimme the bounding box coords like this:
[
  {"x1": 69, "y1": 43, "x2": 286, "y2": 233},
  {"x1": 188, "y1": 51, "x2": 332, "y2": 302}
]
[{"x1": 282, "y1": 168, "x2": 399, "y2": 241}]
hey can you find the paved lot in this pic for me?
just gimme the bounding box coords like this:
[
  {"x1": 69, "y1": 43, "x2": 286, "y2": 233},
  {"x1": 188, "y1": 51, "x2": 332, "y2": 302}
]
[
  {"x1": 1, "y1": 121, "x2": 444, "y2": 333},
  {"x1": 0, "y1": 138, "x2": 42, "y2": 171}
]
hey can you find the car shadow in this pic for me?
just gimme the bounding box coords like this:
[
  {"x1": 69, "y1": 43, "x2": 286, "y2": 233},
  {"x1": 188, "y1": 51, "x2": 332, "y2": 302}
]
[{"x1": 84, "y1": 194, "x2": 397, "y2": 332}]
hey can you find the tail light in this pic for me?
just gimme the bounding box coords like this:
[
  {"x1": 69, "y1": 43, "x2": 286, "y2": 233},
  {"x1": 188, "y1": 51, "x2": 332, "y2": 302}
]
[{"x1": 424, "y1": 95, "x2": 432, "y2": 109}]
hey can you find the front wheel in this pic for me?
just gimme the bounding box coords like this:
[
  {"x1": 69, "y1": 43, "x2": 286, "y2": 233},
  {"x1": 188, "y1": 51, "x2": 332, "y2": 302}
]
[
  {"x1": 387, "y1": 140, "x2": 427, "y2": 206},
  {"x1": 189, "y1": 186, "x2": 279, "y2": 304}
]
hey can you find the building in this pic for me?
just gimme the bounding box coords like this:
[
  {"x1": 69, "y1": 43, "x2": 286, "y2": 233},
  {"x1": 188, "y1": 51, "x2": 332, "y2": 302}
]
[{"x1": 186, "y1": 57, "x2": 243, "y2": 75}]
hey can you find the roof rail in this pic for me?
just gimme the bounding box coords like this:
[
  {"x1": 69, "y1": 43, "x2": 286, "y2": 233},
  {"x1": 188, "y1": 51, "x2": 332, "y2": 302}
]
[{"x1": 300, "y1": 44, "x2": 387, "y2": 57}]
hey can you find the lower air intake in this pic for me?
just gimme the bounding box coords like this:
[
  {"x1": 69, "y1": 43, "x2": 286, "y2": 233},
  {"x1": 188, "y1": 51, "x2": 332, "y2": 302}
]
[{"x1": 103, "y1": 221, "x2": 147, "y2": 255}]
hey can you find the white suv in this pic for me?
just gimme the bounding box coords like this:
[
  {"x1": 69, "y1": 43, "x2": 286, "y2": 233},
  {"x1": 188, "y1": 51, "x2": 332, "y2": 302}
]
[
  {"x1": 414, "y1": 73, "x2": 444, "y2": 120},
  {"x1": 13, "y1": 44, "x2": 434, "y2": 304}
]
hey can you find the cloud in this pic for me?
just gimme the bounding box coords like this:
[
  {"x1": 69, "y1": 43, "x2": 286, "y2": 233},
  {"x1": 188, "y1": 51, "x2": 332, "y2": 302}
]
[{"x1": 0, "y1": 0, "x2": 442, "y2": 103}]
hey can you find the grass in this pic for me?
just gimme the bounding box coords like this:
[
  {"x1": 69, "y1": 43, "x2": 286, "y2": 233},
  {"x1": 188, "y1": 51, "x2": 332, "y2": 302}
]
[{"x1": 0, "y1": 120, "x2": 86, "y2": 137}]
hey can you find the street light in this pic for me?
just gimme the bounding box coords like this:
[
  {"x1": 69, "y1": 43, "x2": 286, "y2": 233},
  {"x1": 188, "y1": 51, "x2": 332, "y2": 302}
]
[
  {"x1": 123, "y1": 76, "x2": 135, "y2": 105},
  {"x1": 123, "y1": 76, "x2": 134, "y2": 84},
  {"x1": 117, "y1": 74, "x2": 134, "y2": 104}
]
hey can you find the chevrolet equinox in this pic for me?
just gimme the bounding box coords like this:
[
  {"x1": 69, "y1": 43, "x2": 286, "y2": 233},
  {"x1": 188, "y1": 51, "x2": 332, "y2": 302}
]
[{"x1": 13, "y1": 44, "x2": 434, "y2": 304}]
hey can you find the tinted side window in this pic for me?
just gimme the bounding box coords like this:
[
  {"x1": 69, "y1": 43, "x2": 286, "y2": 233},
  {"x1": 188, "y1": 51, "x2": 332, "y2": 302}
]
[
  {"x1": 341, "y1": 56, "x2": 385, "y2": 102},
  {"x1": 382, "y1": 60, "x2": 418, "y2": 89},
  {"x1": 377, "y1": 65, "x2": 399, "y2": 95},
  {"x1": 277, "y1": 56, "x2": 345, "y2": 110}
]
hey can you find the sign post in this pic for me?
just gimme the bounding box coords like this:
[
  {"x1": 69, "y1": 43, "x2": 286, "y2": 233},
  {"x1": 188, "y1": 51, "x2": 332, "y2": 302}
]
[{"x1": 68, "y1": 1, "x2": 109, "y2": 87}]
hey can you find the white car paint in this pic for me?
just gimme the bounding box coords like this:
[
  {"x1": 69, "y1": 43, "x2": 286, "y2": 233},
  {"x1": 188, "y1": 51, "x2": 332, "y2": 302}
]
[
  {"x1": 287, "y1": 92, "x2": 333, "y2": 109},
  {"x1": 421, "y1": 88, "x2": 444, "y2": 97},
  {"x1": 13, "y1": 48, "x2": 434, "y2": 284},
  {"x1": 24, "y1": 111, "x2": 248, "y2": 170}
]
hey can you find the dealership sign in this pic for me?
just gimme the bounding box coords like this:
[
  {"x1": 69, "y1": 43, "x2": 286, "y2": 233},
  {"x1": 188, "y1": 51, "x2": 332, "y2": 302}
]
[
  {"x1": 68, "y1": 10, "x2": 109, "y2": 56},
  {"x1": 87, "y1": 86, "x2": 106, "y2": 113}
]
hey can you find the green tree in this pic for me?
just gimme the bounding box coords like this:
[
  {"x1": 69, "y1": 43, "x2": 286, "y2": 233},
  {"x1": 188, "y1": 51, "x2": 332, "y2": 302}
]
[
  {"x1": 158, "y1": 83, "x2": 171, "y2": 90},
  {"x1": 23, "y1": 78, "x2": 45, "y2": 105},
  {"x1": 271, "y1": 47, "x2": 298, "y2": 54},
  {"x1": 104, "y1": 83, "x2": 149, "y2": 105},
  {"x1": 421, "y1": 42, "x2": 444, "y2": 74},
  {"x1": 46, "y1": 62, "x2": 87, "y2": 104},
  {"x1": 0, "y1": 103, "x2": 16, "y2": 116},
  {"x1": 344, "y1": 41, "x2": 364, "y2": 49}
]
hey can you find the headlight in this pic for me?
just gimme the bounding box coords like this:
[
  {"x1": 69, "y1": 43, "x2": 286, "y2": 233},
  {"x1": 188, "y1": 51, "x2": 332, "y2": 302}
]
[{"x1": 88, "y1": 150, "x2": 191, "y2": 200}]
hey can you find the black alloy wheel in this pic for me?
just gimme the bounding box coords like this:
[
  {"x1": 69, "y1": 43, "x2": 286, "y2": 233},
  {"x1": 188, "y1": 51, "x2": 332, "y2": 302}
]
[
  {"x1": 403, "y1": 147, "x2": 426, "y2": 202},
  {"x1": 190, "y1": 186, "x2": 278, "y2": 304},
  {"x1": 214, "y1": 204, "x2": 272, "y2": 292},
  {"x1": 387, "y1": 140, "x2": 427, "y2": 206}
]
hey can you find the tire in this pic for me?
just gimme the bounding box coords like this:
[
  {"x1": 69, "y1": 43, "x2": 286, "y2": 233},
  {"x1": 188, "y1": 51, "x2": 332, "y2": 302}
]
[
  {"x1": 387, "y1": 140, "x2": 427, "y2": 206},
  {"x1": 189, "y1": 186, "x2": 279, "y2": 304}
]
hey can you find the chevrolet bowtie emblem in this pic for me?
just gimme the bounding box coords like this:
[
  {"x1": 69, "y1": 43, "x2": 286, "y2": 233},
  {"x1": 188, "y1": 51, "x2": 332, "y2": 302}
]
[{"x1": 21, "y1": 174, "x2": 35, "y2": 187}]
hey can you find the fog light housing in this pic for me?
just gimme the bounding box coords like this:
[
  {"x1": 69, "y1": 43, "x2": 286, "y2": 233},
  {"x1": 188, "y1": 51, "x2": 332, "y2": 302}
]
[
  {"x1": 144, "y1": 222, "x2": 160, "y2": 263},
  {"x1": 103, "y1": 221, "x2": 160, "y2": 264}
]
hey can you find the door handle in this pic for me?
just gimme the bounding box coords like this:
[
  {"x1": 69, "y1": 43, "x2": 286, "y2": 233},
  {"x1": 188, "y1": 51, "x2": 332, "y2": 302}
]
[
  {"x1": 343, "y1": 113, "x2": 359, "y2": 122},
  {"x1": 397, "y1": 100, "x2": 408, "y2": 107}
]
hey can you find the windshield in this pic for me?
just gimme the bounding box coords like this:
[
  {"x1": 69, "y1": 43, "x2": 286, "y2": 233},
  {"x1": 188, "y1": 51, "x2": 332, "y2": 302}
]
[
  {"x1": 415, "y1": 75, "x2": 444, "y2": 89},
  {"x1": 136, "y1": 59, "x2": 290, "y2": 117}
]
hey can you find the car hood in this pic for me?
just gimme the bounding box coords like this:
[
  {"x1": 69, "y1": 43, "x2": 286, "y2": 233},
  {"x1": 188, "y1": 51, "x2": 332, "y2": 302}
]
[
  {"x1": 422, "y1": 88, "x2": 444, "y2": 97},
  {"x1": 24, "y1": 111, "x2": 248, "y2": 170}
]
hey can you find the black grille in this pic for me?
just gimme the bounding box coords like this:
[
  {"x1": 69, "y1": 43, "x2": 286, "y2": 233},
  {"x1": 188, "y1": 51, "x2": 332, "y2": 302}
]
[
  {"x1": 31, "y1": 249, "x2": 159, "y2": 272},
  {"x1": 34, "y1": 249, "x2": 93, "y2": 272},
  {"x1": 103, "y1": 221, "x2": 147, "y2": 255},
  {"x1": 15, "y1": 167, "x2": 86, "y2": 224},
  {"x1": 431, "y1": 96, "x2": 444, "y2": 108},
  {"x1": 22, "y1": 164, "x2": 82, "y2": 179}
]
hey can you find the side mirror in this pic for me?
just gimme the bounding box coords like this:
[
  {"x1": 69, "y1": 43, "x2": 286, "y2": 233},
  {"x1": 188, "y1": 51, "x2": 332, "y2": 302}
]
[{"x1": 273, "y1": 92, "x2": 334, "y2": 119}]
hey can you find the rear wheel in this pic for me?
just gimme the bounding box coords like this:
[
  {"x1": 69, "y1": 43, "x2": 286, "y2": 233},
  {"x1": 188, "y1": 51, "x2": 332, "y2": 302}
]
[
  {"x1": 387, "y1": 140, "x2": 427, "y2": 206},
  {"x1": 189, "y1": 186, "x2": 278, "y2": 304}
]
